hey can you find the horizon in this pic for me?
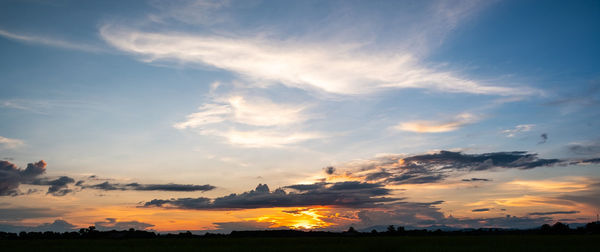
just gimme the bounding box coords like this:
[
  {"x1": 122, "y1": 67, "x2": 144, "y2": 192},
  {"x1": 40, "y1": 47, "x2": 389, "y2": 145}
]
[{"x1": 1, "y1": 0, "x2": 599, "y2": 233}]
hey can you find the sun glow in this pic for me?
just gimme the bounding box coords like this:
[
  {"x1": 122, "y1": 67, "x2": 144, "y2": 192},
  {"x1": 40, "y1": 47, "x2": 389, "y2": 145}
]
[{"x1": 251, "y1": 208, "x2": 334, "y2": 230}]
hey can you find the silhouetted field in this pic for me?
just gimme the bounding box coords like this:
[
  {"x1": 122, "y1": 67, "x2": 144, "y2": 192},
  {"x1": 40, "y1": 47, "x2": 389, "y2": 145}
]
[{"x1": 1, "y1": 235, "x2": 599, "y2": 252}]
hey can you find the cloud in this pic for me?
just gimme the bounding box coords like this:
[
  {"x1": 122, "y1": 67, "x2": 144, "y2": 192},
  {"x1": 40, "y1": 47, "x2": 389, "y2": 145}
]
[
  {"x1": 0, "y1": 29, "x2": 103, "y2": 52},
  {"x1": 539, "y1": 133, "x2": 548, "y2": 144},
  {"x1": 28, "y1": 176, "x2": 76, "y2": 196},
  {"x1": 215, "y1": 129, "x2": 322, "y2": 148},
  {"x1": 0, "y1": 136, "x2": 24, "y2": 149},
  {"x1": 502, "y1": 124, "x2": 535, "y2": 137},
  {"x1": 94, "y1": 218, "x2": 154, "y2": 231},
  {"x1": 556, "y1": 182, "x2": 600, "y2": 209},
  {"x1": 174, "y1": 95, "x2": 320, "y2": 147},
  {"x1": 143, "y1": 182, "x2": 397, "y2": 210},
  {"x1": 175, "y1": 96, "x2": 308, "y2": 128},
  {"x1": 528, "y1": 211, "x2": 580, "y2": 216},
  {"x1": 356, "y1": 201, "x2": 446, "y2": 228},
  {"x1": 462, "y1": 178, "x2": 491, "y2": 182},
  {"x1": 0, "y1": 160, "x2": 47, "y2": 196},
  {"x1": 333, "y1": 151, "x2": 561, "y2": 185},
  {"x1": 472, "y1": 208, "x2": 490, "y2": 212},
  {"x1": 99, "y1": 14, "x2": 536, "y2": 97},
  {"x1": 147, "y1": 0, "x2": 232, "y2": 26},
  {"x1": 80, "y1": 181, "x2": 215, "y2": 192},
  {"x1": 0, "y1": 207, "x2": 64, "y2": 221},
  {"x1": 324, "y1": 166, "x2": 335, "y2": 175},
  {"x1": 568, "y1": 140, "x2": 600, "y2": 155},
  {"x1": 395, "y1": 113, "x2": 478, "y2": 133},
  {"x1": 0, "y1": 220, "x2": 77, "y2": 233}
]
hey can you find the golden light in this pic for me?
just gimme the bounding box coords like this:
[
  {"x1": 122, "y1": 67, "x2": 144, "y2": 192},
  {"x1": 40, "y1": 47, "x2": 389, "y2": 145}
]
[{"x1": 250, "y1": 207, "x2": 334, "y2": 230}]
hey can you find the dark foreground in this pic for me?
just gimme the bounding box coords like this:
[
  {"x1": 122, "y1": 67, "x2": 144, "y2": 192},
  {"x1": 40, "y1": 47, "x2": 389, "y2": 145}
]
[{"x1": 2, "y1": 235, "x2": 598, "y2": 252}]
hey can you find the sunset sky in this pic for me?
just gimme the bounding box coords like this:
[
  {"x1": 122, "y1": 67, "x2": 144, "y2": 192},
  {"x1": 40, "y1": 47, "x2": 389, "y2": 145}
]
[{"x1": 1, "y1": 0, "x2": 599, "y2": 233}]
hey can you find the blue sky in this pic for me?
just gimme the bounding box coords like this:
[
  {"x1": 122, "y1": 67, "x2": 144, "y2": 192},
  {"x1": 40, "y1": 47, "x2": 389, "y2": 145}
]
[{"x1": 0, "y1": 0, "x2": 599, "y2": 232}]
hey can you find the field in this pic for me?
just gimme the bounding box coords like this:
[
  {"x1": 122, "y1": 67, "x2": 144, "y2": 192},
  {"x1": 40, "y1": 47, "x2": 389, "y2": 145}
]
[{"x1": 2, "y1": 235, "x2": 598, "y2": 252}]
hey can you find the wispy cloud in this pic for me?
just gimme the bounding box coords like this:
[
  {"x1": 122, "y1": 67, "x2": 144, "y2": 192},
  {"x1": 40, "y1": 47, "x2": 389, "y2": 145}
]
[
  {"x1": 175, "y1": 95, "x2": 321, "y2": 147},
  {"x1": 395, "y1": 113, "x2": 478, "y2": 133},
  {"x1": 213, "y1": 129, "x2": 322, "y2": 148},
  {"x1": 100, "y1": 25, "x2": 534, "y2": 96},
  {"x1": 0, "y1": 136, "x2": 24, "y2": 149},
  {"x1": 0, "y1": 29, "x2": 104, "y2": 53},
  {"x1": 175, "y1": 96, "x2": 309, "y2": 129},
  {"x1": 502, "y1": 124, "x2": 535, "y2": 137},
  {"x1": 99, "y1": 0, "x2": 538, "y2": 98}
]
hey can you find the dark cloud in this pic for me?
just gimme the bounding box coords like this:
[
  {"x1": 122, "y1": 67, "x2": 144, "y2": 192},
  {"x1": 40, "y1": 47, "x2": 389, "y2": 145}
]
[
  {"x1": 357, "y1": 201, "x2": 446, "y2": 229},
  {"x1": 324, "y1": 166, "x2": 335, "y2": 175},
  {"x1": 0, "y1": 207, "x2": 65, "y2": 221},
  {"x1": 0, "y1": 160, "x2": 47, "y2": 196},
  {"x1": 582, "y1": 158, "x2": 600, "y2": 163},
  {"x1": 538, "y1": 133, "x2": 548, "y2": 144},
  {"x1": 528, "y1": 211, "x2": 580, "y2": 216},
  {"x1": 443, "y1": 215, "x2": 552, "y2": 229},
  {"x1": 28, "y1": 176, "x2": 75, "y2": 196},
  {"x1": 94, "y1": 218, "x2": 154, "y2": 231},
  {"x1": 341, "y1": 151, "x2": 561, "y2": 185},
  {"x1": 359, "y1": 206, "x2": 552, "y2": 230},
  {"x1": 568, "y1": 140, "x2": 600, "y2": 155},
  {"x1": 144, "y1": 182, "x2": 397, "y2": 210},
  {"x1": 80, "y1": 181, "x2": 215, "y2": 192},
  {"x1": 0, "y1": 220, "x2": 77, "y2": 233},
  {"x1": 462, "y1": 178, "x2": 491, "y2": 182},
  {"x1": 472, "y1": 208, "x2": 490, "y2": 212}
]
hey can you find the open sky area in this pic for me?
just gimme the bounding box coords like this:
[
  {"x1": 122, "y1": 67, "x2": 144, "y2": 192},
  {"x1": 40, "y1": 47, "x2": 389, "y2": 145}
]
[{"x1": 1, "y1": 0, "x2": 599, "y2": 233}]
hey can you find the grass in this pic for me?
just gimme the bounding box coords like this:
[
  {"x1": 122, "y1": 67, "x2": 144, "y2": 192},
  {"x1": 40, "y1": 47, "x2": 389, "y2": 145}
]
[{"x1": 2, "y1": 235, "x2": 598, "y2": 252}]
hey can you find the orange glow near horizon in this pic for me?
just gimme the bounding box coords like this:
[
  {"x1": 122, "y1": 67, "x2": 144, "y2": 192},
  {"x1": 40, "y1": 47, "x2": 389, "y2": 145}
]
[{"x1": 249, "y1": 207, "x2": 336, "y2": 230}]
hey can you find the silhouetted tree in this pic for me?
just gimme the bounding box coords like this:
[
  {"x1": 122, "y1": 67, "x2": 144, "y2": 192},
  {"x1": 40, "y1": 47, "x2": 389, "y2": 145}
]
[
  {"x1": 551, "y1": 222, "x2": 569, "y2": 233},
  {"x1": 387, "y1": 225, "x2": 396, "y2": 233}
]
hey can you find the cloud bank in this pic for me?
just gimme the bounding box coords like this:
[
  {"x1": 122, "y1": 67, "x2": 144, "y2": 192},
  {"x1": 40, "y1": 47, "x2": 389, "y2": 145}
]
[{"x1": 143, "y1": 182, "x2": 397, "y2": 210}]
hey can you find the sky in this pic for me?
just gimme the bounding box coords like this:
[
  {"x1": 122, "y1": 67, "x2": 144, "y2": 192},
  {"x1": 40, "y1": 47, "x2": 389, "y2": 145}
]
[{"x1": 1, "y1": 0, "x2": 599, "y2": 233}]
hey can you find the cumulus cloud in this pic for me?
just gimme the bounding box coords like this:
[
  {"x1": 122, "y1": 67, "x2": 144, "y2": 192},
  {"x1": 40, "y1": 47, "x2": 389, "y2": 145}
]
[
  {"x1": 94, "y1": 218, "x2": 155, "y2": 231},
  {"x1": 501, "y1": 124, "x2": 535, "y2": 137},
  {"x1": 80, "y1": 181, "x2": 215, "y2": 192},
  {"x1": 0, "y1": 160, "x2": 47, "y2": 196},
  {"x1": 330, "y1": 151, "x2": 562, "y2": 185},
  {"x1": 0, "y1": 136, "x2": 24, "y2": 149},
  {"x1": 395, "y1": 113, "x2": 478, "y2": 133},
  {"x1": 143, "y1": 182, "x2": 397, "y2": 210}
]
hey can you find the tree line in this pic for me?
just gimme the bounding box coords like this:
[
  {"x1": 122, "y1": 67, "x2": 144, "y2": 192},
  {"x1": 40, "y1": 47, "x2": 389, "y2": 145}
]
[{"x1": 1, "y1": 221, "x2": 599, "y2": 240}]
